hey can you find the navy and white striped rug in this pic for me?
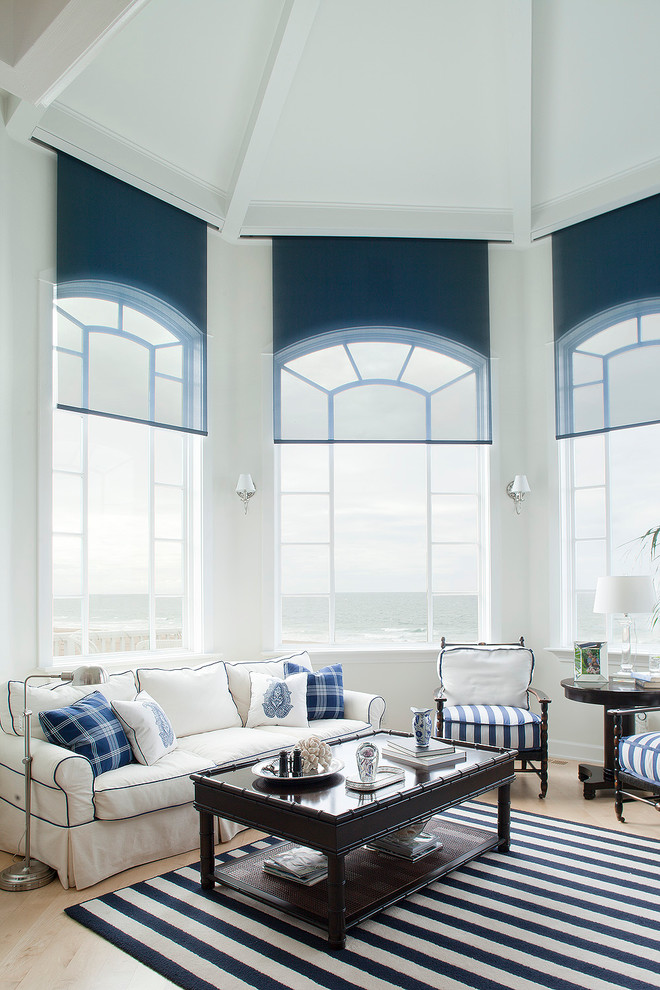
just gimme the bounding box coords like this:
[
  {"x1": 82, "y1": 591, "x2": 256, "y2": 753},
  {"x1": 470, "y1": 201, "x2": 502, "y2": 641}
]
[{"x1": 65, "y1": 803, "x2": 660, "y2": 990}]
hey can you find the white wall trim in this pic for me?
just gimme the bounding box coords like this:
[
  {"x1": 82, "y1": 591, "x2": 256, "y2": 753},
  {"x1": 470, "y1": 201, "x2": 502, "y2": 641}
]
[
  {"x1": 242, "y1": 200, "x2": 514, "y2": 241},
  {"x1": 32, "y1": 105, "x2": 227, "y2": 226}
]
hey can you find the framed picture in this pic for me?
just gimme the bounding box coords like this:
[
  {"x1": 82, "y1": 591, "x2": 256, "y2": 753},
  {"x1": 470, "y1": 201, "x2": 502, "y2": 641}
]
[{"x1": 574, "y1": 641, "x2": 608, "y2": 682}]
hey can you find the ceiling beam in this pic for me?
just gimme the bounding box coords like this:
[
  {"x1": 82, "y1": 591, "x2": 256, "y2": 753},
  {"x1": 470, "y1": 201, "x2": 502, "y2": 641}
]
[
  {"x1": 507, "y1": 0, "x2": 533, "y2": 246},
  {"x1": 221, "y1": 0, "x2": 321, "y2": 242},
  {"x1": 0, "y1": 0, "x2": 150, "y2": 108}
]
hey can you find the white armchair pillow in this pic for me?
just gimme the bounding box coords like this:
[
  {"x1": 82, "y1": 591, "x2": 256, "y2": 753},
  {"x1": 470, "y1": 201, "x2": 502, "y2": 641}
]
[
  {"x1": 111, "y1": 691, "x2": 177, "y2": 765},
  {"x1": 438, "y1": 646, "x2": 534, "y2": 709}
]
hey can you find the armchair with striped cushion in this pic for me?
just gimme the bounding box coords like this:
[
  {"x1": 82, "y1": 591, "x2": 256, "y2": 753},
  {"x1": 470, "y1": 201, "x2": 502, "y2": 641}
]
[
  {"x1": 611, "y1": 705, "x2": 660, "y2": 821},
  {"x1": 435, "y1": 637, "x2": 550, "y2": 798}
]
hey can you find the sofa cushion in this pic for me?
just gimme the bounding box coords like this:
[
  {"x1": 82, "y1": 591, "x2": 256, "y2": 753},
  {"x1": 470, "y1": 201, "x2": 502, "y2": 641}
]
[
  {"x1": 178, "y1": 726, "x2": 299, "y2": 766},
  {"x1": 38, "y1": 691, "x2": 134, "y2": 777},
  {"x1": 619, "y1": 731, "x2": 660, "y2": 786},
  {"x1": 441, "y1": 704, "x2": 541, "y2": 751},
  {"x1": 246, "y1": 671, "x2": 309, "y2": 728},
  {"x1": 438, "y1": 646, "x2": 534, "y2": 709},
  {"x1": 135, "y1": 661, "x2": 241, "y2": 737},
  {"x1": 111, "y1": 691, "x2": 177, "y2": 765},
  {"x1": 225, "y1": 652, "x2": 312, "y2": 724},
  {"x1": 0, "y1": 671, "x2": 137, "y2": 741},
  {"x1": 283, "y1": 661, "x2": 344, "y2": 719},
  {"x1": 92, "y1": 748, "x2": 214, "y2": 820},
  {"x1": 260, "y1": 718, "x2": 373, "y2": 744}
]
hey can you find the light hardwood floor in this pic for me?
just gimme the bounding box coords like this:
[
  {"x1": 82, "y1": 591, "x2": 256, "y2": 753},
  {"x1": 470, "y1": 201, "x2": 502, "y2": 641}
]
[{"x1": 0, "y1": 760, "x2": 657, "y2": 990}]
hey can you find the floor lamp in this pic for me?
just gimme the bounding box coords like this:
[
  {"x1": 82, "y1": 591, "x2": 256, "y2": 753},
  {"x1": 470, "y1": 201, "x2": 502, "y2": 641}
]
[{"x1": 0, "y1": 665, "x2": 108, "y2": 891}]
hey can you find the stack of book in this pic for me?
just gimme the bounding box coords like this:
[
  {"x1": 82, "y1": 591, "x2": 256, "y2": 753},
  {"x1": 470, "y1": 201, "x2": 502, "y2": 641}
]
[
  {"x1": 262, "y1": 846, "x2": 328, "y2": 885},
  {"x1": 382, "y1": 736, "x2": 467, "y2": 770},
  {"x1": 368, "y1": 825, "x2": 443, "y2": 861}
]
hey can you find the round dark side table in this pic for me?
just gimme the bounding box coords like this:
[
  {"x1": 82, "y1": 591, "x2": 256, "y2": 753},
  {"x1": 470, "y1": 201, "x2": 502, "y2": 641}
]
[{"x1": 561, "y1": 676, "x2": 660, "y2": 799}]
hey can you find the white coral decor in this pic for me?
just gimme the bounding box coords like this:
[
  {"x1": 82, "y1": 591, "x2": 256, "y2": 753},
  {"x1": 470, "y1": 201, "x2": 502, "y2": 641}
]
[{"x1": 297, "y1": 735, "x2": 333, "y2": 774}]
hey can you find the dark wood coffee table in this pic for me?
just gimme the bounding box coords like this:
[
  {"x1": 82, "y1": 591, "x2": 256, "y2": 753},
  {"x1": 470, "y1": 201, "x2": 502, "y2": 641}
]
[{"x1": 192, "y1": 731, "x2": 515, "y2": 949}]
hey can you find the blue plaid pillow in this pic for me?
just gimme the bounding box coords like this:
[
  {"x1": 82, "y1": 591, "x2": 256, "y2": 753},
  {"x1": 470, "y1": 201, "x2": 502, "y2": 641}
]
[
  {"x1": 38, "y1": 691, "x2": 133, "y2": 777},
  {"x1": 283, "y1": 661, "x2": 344, "y2": 720}
]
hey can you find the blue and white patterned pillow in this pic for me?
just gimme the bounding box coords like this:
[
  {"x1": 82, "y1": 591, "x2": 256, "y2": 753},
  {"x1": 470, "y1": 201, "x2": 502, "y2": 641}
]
[
  {"x1": 245, "y1": 671, "x2": 309, "y2": 728},
  {"x1": 38, "y1": 690, "x2": 133, "y2": 777},
  {"x1": 283, "y1": 661, "x2": 344, "y2": 720},
  {"x1": 111, "y1": 691, "x2": 177, "y2": 765}
]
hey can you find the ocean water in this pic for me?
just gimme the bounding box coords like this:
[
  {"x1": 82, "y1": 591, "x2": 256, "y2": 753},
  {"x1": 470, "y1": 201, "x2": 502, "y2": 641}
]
[
  {"x1": 282, "y1": 592, "x2": 478, "y2": 645},
  {"x1": 54, "y1": 592, "x2": 479, "y2": 651}
]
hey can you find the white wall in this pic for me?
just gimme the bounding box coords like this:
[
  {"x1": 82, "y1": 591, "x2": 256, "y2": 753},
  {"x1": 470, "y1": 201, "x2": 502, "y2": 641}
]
[
  {"x1": 0, "y1": 125, "x2": 55, "y2": 681},
  {"x1": 0, "y1": 125, "x2": 606, "y2": 760}
]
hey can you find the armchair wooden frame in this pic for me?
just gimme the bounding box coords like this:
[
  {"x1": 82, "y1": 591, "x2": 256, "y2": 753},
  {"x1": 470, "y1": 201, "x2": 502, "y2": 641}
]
[
  {"x1": 435, "y1": 637, "x2": 551, "y2": 799},
  {"x1": 610, "y1": 705, "x2": 660, "y2": 822}
]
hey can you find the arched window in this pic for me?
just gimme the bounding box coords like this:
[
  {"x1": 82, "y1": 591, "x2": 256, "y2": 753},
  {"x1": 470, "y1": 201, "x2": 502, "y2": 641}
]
[
  {"x1": 51, "y1": 284, "x2": 203, "y2": 660},
  {"x1": 55, "y1": 280, "x2": 205, "y2": 434},
  {"x1": 276, "y1": 328, "x2": 490, "y2": 647},
  {"x1": 555, "y1": 301, "x2": 660, "y2": 438},
  {"x1": 558, "y1": 303, "x2": 660, "y2": 648},
  {"x1": 276, "y1": 327, "x2": 490, "y2": 443}
]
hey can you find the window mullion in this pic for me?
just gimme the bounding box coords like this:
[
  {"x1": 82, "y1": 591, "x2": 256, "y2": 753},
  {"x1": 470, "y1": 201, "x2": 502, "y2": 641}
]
[
  {"x1": 328, "y1": 444, "x2": 336, "y2": 645},
  {"x1": 604, "y1": 432, "x2": 613, "y2": 643},
  {"x1": 149, "y1": 429, "x2": 156, "y2": 651},
  {"x1": 426, "y1": 444, "x2": 433, "y2": 643}
]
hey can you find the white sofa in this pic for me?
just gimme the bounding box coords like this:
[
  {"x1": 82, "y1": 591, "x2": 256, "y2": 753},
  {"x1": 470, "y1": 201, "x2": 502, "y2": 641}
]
[{"x1": 0, "y1": 653, "x2": 385, "y2": 889}]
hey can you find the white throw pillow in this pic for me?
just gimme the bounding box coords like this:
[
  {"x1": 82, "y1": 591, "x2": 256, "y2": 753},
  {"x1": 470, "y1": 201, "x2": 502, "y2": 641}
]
[
  {"x1": 225, "y1": 652, "x2": 312, "y2": 725},
  {"x1": 1, "y1": 671, "x2": 137, "y2": 741},
  {"x1": 136, "y1": 661, "x2": 241, "y2": 737},
  {"x1": 245, "y1": 671, "x2": 309, "y2": 729},
  {"x1": 111, "y1": 691, "x2": 177, "y2": 765},
  {"x1": 438, "y1": 646, "x2": 534, "y2": 709}
]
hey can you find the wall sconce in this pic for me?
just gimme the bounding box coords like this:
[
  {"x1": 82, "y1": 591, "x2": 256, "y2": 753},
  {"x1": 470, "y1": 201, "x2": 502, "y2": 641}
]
[
  {"x1": 236, "y1": 474, "x2": 256, "y2": 514},
  {"x1": 506, "y1": 474, "x2": 530, "y2": 515}
]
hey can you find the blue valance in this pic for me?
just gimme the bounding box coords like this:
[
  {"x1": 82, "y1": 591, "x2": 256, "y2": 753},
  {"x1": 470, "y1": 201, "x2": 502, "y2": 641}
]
[
  {"x1": 553, "y1": 195, "x2": 660, "y2": 439},
  {"x1": 272, "y1": 237, "x2": 491, "y2": 443},
  {"x1": 56, "y1": 153, "x2": 207, "y2": 435}
]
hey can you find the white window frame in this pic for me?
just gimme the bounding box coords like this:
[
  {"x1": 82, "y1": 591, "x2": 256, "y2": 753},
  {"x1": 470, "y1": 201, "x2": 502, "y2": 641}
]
[
  {"x1": 559, "y1": 302, "x2": 660, "y2": 650},
  {"x1": 273, "y1": 329, "x2": 490, "y2": 648},
  {"x1": 39, "y1": 279, "x2": 204, "y2": 668}
]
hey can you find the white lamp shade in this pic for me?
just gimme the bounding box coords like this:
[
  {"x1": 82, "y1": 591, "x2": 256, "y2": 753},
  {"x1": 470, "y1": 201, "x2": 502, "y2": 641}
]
[
  {"x1": 236, "y1": 474, "x2": 255, "y2": 495},
  {"x1": 511, "y1": 474, "x2": 530, "y2": 495},
  {"x1": 593, "y1": 575, "x2": 655, "y2": 615}
]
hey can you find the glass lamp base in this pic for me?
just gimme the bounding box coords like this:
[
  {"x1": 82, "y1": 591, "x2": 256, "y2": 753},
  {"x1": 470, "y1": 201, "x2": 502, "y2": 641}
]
[{"x1": 0, "y1": 858, "x2": 57, "y2": 891}]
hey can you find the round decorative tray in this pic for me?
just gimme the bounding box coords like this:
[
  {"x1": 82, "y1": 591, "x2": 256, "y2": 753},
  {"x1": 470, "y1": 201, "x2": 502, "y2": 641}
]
[{"x1": 252, "y1": 757, "x2": 344, "y2": 784}]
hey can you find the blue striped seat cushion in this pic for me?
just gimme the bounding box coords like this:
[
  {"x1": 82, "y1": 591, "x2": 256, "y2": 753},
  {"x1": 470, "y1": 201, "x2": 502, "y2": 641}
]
[
  {"x1": 619, "y1": 731, "x2": 660, "y2": 786},
  {"x1": 442, "y1": 704, "x2": 541, "y2": 751}
]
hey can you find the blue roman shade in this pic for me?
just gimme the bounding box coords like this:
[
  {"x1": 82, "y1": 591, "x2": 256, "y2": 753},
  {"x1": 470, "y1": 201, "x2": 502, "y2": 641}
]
[
  {"x1": 273, "y1": 237, "x2": 491, "y2": 443},
  {"x1": 553, "y1": 195, "x2": 660, "y2": 439},
  {"x1": 56, "y1": 153, "x2": 207, "y2": 435}
]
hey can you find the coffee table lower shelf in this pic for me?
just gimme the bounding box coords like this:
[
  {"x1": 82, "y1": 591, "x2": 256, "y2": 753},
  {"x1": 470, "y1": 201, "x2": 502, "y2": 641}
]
[{"x1": 211, "y1": 816, "x2": 496, "y2": 938}]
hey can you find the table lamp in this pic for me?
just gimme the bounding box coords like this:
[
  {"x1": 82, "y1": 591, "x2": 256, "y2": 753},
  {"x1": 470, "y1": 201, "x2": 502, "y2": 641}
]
[{"x1": 593, "y1": 576, "x2": 655, "y2": 675}]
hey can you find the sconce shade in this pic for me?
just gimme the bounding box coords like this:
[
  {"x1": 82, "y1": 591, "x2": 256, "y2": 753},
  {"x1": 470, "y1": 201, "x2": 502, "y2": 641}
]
[
  {"x1": 511, "y1": 474, "x2": 531, "y2": 495},
  {"x1": 236, "y1": 474, "x2": 255, "y2": 495},
  {"x1": 593, "y1": 575, "x2": 655, "y2": 614}
]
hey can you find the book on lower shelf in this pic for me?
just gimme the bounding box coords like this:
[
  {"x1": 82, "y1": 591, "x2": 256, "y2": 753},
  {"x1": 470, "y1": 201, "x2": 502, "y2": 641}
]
[
  {"x1": 382, "y1": 746, "x2": 467, "y2": 770},
  {"x1": 262, "y1": 846, "x2": 328, "y2": 885},
  {"x1": 368, "y1": 831, "x2": 444, "y2": 861}
]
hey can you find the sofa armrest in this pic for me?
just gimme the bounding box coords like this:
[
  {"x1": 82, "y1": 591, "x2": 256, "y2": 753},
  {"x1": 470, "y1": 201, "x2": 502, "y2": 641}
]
[
  {"x1": 0, "y1": 732, "x2": 95, "y2": 827},
  {"x1": 342, "y1": 690, "x2": 386, "y2": 729}
]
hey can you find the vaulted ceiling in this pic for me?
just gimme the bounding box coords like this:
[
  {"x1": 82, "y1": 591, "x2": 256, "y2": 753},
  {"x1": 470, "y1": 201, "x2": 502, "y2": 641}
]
[{"x1": 2, "y1": 0, "x2": 660, "y2": 245}]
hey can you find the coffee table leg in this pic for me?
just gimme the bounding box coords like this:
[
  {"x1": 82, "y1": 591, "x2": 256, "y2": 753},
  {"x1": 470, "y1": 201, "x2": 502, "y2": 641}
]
[
  {"x1": 327, "y1": 853, "x2": 346, "y2": 950},
  {"x1": 497, "y1": 781, "x2": 511, "y2": 853},
  {"x1": 199, "y1": 809, "x2": 215, "y2": 890}
]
